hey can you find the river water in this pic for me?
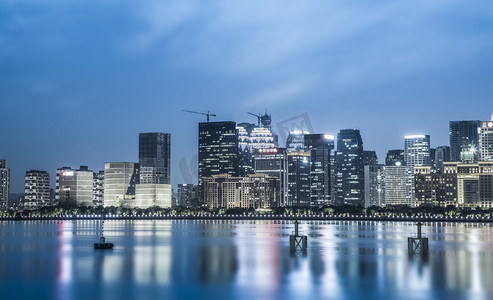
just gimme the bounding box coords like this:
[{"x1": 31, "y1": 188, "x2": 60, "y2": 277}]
[{"x1": 0, "y1": 220, "x2": 492, "y2": 300}]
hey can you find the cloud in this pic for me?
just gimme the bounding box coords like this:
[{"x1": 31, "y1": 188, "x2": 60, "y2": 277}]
[{"x1": 244, "y1": 77, "x2": 314, "y2": 107}]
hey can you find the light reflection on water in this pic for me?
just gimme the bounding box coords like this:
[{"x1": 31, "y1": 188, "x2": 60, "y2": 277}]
[{"x1": 0, "y1": 220, "x2": 492, "y2": 299}]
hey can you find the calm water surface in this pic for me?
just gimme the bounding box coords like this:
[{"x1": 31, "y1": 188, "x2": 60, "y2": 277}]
[{"x1": 0, "y1": 220, "x2": 492, "y2": 300}]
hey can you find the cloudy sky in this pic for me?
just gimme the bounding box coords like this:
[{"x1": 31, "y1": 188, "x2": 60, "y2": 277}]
[{"x1": 1, "y1": 0, "x2": 492, "y2": 192}]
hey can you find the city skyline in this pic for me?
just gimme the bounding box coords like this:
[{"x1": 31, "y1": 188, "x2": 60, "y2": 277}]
[
  {"x1": 1, "y1": 1, "x2": 493, "y2": 193},
  {"x1": 2, "y1": 112, "x2": 493, "y2": 194}
]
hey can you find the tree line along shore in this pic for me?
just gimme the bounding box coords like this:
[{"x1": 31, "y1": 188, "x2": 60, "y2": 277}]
[{"x1": 1, "y1": 205, "x2": 492, "y2": 221}]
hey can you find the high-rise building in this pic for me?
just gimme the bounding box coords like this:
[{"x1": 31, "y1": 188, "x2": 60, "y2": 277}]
[
  {"x1": 93, "y1": 170, "x2": 104, "y2": 206},
  {"x1": 383, "y1": 166, "x2": 409, "y2": 206},
  {"x1": 435, "y1": 146, "x2": 451, "y2": 173},
  {"x1": 363, "y1": 151, "x2": 378, "y2": 166},
  {"x1": 304, "y1": 134, "x2": 335, "y2": 206},
  {"x1": 24, "y1": 170, "x2": 51, "y2": 210},
  {"x1": 479, "y1": 114, "x2": 493, "y2": 162},
  {"x1": 139, "y1": 133, "x2": 171, "y2": 184},
  {"x1": 286, "y1": 130, "x2": 309, "y2": 152},
  {"x1": 430, "y1": 148, "x2": 437, "y2": 171},
  {"x1": 449, "y1": 120, "x2": 481, "y2": 162},
  {"x1": 237, "y1": 123, "x2": 255, "y2": 176},
  {"x1": 253, "y1": 148, "x2": 289, "y2": 206},
  {"x1": 237, "y1": 121, "x2": 276, "y2": 176},
  {"x1": 0, "y1": 159, "x2": 9, "y2": 209},
  {"x1": 198, "y1": 121, "x2": 239, "y2": 204},
  {"x1": 203, "y1": 174, "x2": 279, "y2": 209},
  {"x1": 103, "y1": 162, "x2": 139, "y2": 207},
  {"x1": 385, "y1": 150, "x2": 405, "y2": 166},
  {"x1": 335, "y1": 129, "x2": 364, "y2": 206},
  {"x1": 178, "y1": 184, "x2": 198, "y2": 207},
  {"x1": 404, "y1": 135, "x2": 431, "y2": 167},
  {"x1": 56, "y1": 166, "x2": 94, "y2": 207},
  {"x1": 287, "y1": 151, "x2": 311, "y2": 207},
  {"x1": 404, "y1": 135, "x2": 431, "y2": 207},
  {"x1": 364, "y1": 164, "x2": 385, "y2": 207}
]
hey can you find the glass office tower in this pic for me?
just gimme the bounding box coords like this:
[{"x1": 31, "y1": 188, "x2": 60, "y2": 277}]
[
  {"x1": 335, "y1": 129, "x2": 364, "y2": 206},
  {"x1": 198, "y1": 121, "x2": 239, "y2": 204}
]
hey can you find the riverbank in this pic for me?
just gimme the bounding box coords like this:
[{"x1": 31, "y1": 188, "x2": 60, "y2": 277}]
[{"x1": 1, "y1": 214, "x2": 492, "y2": 223}]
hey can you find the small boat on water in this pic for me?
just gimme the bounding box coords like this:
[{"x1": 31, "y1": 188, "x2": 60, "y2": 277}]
[{"x1": 94, "y1": 212, "x2": 114, "y2": 250}]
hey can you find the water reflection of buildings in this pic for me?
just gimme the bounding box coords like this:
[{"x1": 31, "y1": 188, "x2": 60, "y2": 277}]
[
  {"x1": 170, "y1": 220, "x2": 238, "y2": 284},
  {"x1": 47, "y1": 219, "x2": 493, "y2": 298}
]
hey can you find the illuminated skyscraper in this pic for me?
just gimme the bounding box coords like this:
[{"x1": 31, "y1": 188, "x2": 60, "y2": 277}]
[
  {"x1": 287, "y1": 151, "x2": 311, "y2": 207},
  {"x1": 383, "y1": 166, "x2": 409, "y2": 206},
  {"x1": 198, "y1": 121, "x2": 239, "y2": 204},
  {"x1": 449, "y1": 120, "x2": 481, "y2": 162},
  {"x1": 237, "y1": 121, "x2": 276, "y2": 176},
  {"x1": 404, "y1": 135, "x2": 431, "y2": 167},
  {"x1": 479, "y1": 114, "x2": 493, "y2": 162},
  {"x1": 304, "y1": 134, "x2": 335, "y2": 206},
  {"x1": 364, "y1": 164, "x2": 385, "y2": 207},
  {"x1": 286, "y1": 130, "x2": 309, "y2": 152},
  {"x1": 335, "y1": 129, "x2": 364, "y2": 206},
  {"x1": 254, "y1": 148, "x2": 289, "y2": 206},
  {"x1": 385, "y1": 150, "x2": 405, "y2": 166},
  {"x1": 0, "y1": 159, "x2": 9, "y2": 209},
  {"x1": 404, "y1": 135, "x2": 431, "y2": 207}
]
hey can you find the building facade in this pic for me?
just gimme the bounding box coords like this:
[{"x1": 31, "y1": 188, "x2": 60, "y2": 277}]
[
  {"x1": 364, "y1": 164, "x2": 385, "y2": 207},
  {"x1": 93, "y1": 170, "x2": 104, "y2": 206},
  {"x1": 287, "y1": 151, "x2": 311, "y2": 207},
  {"x1": 237, "y1": 121, "x2": 276, "y2": 177},
  {"x1": 178, "y1": 184, "x2": 198, "y2": 207},
  {"x1": 134, "y1": 184, "x2": 172, "y2": 208},
  {"x1": 449, "y1": 120, "x2": 481, "y2": 162},
  {"x1": 24, "y1": 170, "x2": 51, "y2": 210},
  {"x1": 198, "y1": 121, "x2": 239, "y2": 204},
  {"x1": 444, "y1": 161, "x2": 493, "y2": 208},
  {"x1": 0, "y1": 159, "x2": 9, "y2": 209},
  {"x1": 56, "y1": 166, "x2": 94, "y2": 207},
  {"x1": 304, "y1": 134, "x2": 335, "y2": 206},
  {"x1": 103, "y1": 162, "x2": 140, "y2": 207},
  {"x1": 435, "y1": 146, "x2": 451, "y2": 173},
  {"x1": 404, "y1": 135, "x2": 431, "y2": 167},
  {"x1": 479, "y1": 115, "x2": 493, "y2": 162},
  {"x1": 414, "y1": 166, "x2": 457, "y2": 207},
  {"x1": 139, "y1": 132, "x2": 171, "y2": 184},
  {"x1": 253, "y1": 147, "x2": 289, "y2": 206},
  {"x1": 383, "y1": 166, "x2": 409, "y2": 206},
  {"x1": 335, "y1": 129, "x2": 365, "y2": 206},
  {"x1": 286, "y1": 130, "x2": 309, "y2": 152},
  {"x1": 203, "y1": 174, "x2": 279, "y2": 209},
  {"x1": 385, "y1": 150, "x2": 405, "y2": 166}
]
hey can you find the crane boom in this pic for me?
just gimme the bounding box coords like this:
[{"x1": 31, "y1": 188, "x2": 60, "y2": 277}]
[
  {"x1": 182, "y1": 110, "x2": 216, "y2": 122},
  {"x1": 247, "y1": 112, "x2": 261, "y2": 127}
]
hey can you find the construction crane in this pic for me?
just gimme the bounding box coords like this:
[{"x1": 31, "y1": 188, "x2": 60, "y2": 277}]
[
  {"x1": 248, "y1": 112, "x2": 262, "y2": 127},
  {"x1": 183, "y1": 110, "x2": 216, "y2": 122}
]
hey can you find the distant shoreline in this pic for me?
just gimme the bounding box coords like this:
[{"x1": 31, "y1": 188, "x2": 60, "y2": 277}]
[{"x1": 1, "y1": 215, "x2": 492, "y2": 223}]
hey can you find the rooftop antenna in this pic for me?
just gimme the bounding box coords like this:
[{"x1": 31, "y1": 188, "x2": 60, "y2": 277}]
[{"x1": 183, "y1": 110, "x2": 216, "y2": 122}]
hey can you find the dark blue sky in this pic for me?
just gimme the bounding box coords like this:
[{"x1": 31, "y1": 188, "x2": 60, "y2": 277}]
[{"x1": 1, "y1": 0, "x2": 492, "y2": 193}]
